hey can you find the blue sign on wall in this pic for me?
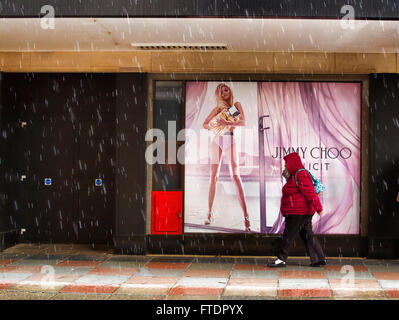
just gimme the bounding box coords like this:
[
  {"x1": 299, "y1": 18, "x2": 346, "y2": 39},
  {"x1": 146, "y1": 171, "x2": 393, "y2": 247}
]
[
  {"x1": 95, "y1": 179, "x2": 102, "y2": 186},
  {"x1": 44, "y1": 178, "x2": 52, "y2": 186}
]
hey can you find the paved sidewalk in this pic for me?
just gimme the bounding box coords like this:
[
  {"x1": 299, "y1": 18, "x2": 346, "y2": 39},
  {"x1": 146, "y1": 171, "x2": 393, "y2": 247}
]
[{"x1": 0, "y1": 243, "x2": 399, "y2": 300}]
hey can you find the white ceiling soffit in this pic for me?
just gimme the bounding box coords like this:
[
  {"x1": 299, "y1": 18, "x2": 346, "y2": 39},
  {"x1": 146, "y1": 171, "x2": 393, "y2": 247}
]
[{"x1": 0, "y1": 18, "x2": 399, "y2": 53}]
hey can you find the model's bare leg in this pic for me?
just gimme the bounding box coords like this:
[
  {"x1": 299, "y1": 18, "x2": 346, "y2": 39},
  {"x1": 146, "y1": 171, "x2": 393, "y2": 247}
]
[
  {"x1": 226, "y1": 139, "x2": 250, "y2": 231},
  {"x1": 205, "y1": 140, "x2": 223, "y2": 225}
]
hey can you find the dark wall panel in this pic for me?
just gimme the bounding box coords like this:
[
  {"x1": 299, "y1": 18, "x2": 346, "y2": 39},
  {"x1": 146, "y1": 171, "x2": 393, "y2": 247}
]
[
  {"x1": 23, "y1": 122, "x2": 74, "y2": 243},
  {"x1": 369, "y1": 74, "x2": 399, "y2": 240},
  {"x1": 0, "y1": 72, "x2": 3, "y2": 232},
  {"x1": 1, "y1": 0, "x2": 399, "y2": 19},
  {"x1": 1, "y1": 72, "x2": 148, "y2": 247},
  {"x1": 71, "y1": 74, "x2": 116, "y2": 245},
  {"x1": 115, "y1": 74, "x2": 147, "y2": 242},
  {"x1": 74, "y1": 120, "x2": 115, "y2": 244},
  {"x1": 0, "y1": 73, "x2": 25, "y2": 233},
  {"x1": 0, "y1": 73, "x2": 117, "y2": 244}
]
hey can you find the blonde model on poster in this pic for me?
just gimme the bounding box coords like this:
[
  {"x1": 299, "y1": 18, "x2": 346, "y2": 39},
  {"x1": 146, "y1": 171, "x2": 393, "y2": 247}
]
[{"x1": 202, "y1": 83, "x2": 251, "y2": 232}]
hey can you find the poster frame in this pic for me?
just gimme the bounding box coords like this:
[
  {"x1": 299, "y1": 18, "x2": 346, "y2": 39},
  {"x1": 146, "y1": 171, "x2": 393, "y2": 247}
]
[{"x1": 146, "y1": 73, "x2": 369, "y2": 238}]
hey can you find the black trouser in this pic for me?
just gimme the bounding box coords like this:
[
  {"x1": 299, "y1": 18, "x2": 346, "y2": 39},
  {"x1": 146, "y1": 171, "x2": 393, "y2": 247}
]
[{"x1": 277, "y1": 214, "x2": 325, "y2": 264}]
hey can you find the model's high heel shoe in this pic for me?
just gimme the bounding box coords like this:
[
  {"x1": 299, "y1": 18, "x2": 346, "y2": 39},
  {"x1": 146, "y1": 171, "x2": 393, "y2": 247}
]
[
  {"x1": 204, "y1": 213, "x2": 213, "y2": 225},
  {"x1": 244, "y1": 216, "x2": 251, "y2": 232}
]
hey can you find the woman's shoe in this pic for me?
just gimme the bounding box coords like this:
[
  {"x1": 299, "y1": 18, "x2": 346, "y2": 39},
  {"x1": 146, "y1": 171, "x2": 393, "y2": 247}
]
[
  {"x1": 309, "y1": 260, "x2": 327, "y2": 267},
  {"x1": 267, "y1": 259, "x2": 286, "y2": 268},
  {"x1": 204, "y1": 213, "x2": 212, "y2": 225},
  {"x1": 244, "y1": 216, "x2": 251, "y2": 232}
]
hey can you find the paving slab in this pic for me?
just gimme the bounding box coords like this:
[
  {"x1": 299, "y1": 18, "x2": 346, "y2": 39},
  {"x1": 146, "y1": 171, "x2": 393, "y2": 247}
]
[
  {"x1": 322, "y1": 259, "x2": 366, "y2": 266},
  {"x1": 329, "y1": 279, "x2": 385, "y2": 298},
  {"x1": 233, "y1": 258, "x2": 270, "y2": 265},
  {"x1": 335, "y1": 296, "x2": 390, "y2": 300},
  {"x1": 107, "y1": 256, "x2": 152, "y2": 262},
  {"x1": 0, "y1": 272, "x2": 33, "y2": 283},
  {"x1": 377, "y1": 280, "x2": 399, "y2": 290},
  {"x1": 278, "y1": 288, "x2": 332, "y2": 298},
  {"x1": 124, "y1": 276, "x2": 179, "y2": 285},
  {"x1": 234, "y1": 264, "x2": 270, "y2": 271},
  {"x1": 0, "y1": 266, "x2": 42, "y2": 273},
  {"x1": 24, "y1": 273, "x2": 81, "y2": 283},
  {"x1": 23, "y1": 254, "x2": 72, "y2": 261},
  {"x1": 183, "y1": 269, "x2": 231, "y2": 278},
  {"x1": 224, "y1": 279, "x2": 278, "y2": 297},
  {"x1": 88, "y1": 267, "x2": 139, "y2": 276},
  {"x1": 192, "y1": 257, "x2": 236, "y2": 264},
  {"x1": 133, "y1": 268, "x2": 186, "y2": 277},
  {"x1": 332, "y1": 288, "x2": 387, "y2": 298},
  {"x1": 168, "y1": 276, "x2": 227, "y2": 296},
  {"x1": 114, "y1": 287, "x2": 171, "y2": 295},
  {"x1": 109, "y1": 294, "x2": 166, "y2": 300},
  {"x1": 144, "y1": 262, "x2": 191, "y2": 270},
  {"x1": 0, "y1": 254, "x2": 28, "y2": 260},
  {"x1": 9, "y1": 259, "x2": 61, "y2": 266},
  {"x1": 0, "y1": 291, "x2": 56, "y2": 300},
  {"x1": 323, "y1": 265, "x2": 369, "y2": 272},
  {"x1": 169, "y1": 287, "x2": 224, "y2": 295},
  {"x1": 2, "y1": 249, "x2": 44, "y2": 255},
  {"x1": 274, "y1": 265, "x2": 325, "y2": 271},
  {"x1": 188, "y1": 263, "x2": 234, "y2": 270},
  {"x1": 279, "y1": 278, "x2": 330, "y2": 289},
  {"x1": 0, "y1": 259, "x2": 17, "y2": 266},
  {"x1": 97, "y1": 261, "x2": 147, "y2": 269},
  {"x1": 115, "y1": 277, "x2": 178, "y2": 295},
  {"x1": 150, "y1": 257, "x2": 194, "y2": 263},
  {"x1": 279, "y1": 270, "x2": 326, "y2": 279},
  {"x1": 366, "y1": 265, "x2": 399, "y2": 272},
  {"x1": 173, "y1": 277, "x2": 228, "y2": 288},
  {"x1": 230, "y1": 270, "x2": 279, "y2": 279},
  {"x1": 9, "y1": 283, "x2": 66, "y2": 293},
  {"x1": 73, "y1": 274, "x2": 131, "y2": 286},
  {"x1": 39, "y1": 244, "x2": 113, "y2": 255},
  {"x1": 372, "y1": 272, "x2": 399, "y2": 280},
  {"x1": 52, "y1": 266, "x2": 93, "y2": 275},
  {"x1": 60, "y1": 285, "x2": 118, "y2": 294},
  {"x1": 221, "y1": 296, "x2": 278, "y2": 300},
  {"x1": 51, "y1": 293, "x2": 111, "y2": 300},
  {"x1": 64, "y1": 255, "x2": 108, "y2": 261},
  {"x1": 54, "y1": 260, "x2": 102, "y2": 268},
  {"x1": 325, "y1": 271, "x2": 375, "y2": 280},
  {"x1": 363, "y1": 260, "x2": 399, "y2": 266},
  {"x1": 166, "y1": 295, "x2": 221, "y2": 300},
  {"x1": 385, "y1": 290, "x2": 399, "y2": 298}
]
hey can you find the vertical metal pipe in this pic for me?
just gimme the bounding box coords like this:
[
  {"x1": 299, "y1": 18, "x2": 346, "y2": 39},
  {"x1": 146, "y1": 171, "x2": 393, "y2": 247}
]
[{"x1": 258, "y1": 115, "x2": 270, "y2": 233}]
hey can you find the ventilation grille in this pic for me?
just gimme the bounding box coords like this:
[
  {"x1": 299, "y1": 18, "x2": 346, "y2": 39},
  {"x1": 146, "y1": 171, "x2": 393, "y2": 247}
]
[{"x1": 131, "y1": 43, "x2": 228, "y2": 50}]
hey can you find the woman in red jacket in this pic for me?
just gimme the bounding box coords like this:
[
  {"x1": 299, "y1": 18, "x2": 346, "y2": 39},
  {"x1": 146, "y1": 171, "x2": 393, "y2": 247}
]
[{"x1": 268, "y1": 152, "x2": 326, "y2": 268}]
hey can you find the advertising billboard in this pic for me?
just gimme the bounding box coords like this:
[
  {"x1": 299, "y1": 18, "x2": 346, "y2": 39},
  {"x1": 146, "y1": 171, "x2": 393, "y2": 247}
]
[{"x1": 184, "y1": 81, "x2": 361, "y2": 234}]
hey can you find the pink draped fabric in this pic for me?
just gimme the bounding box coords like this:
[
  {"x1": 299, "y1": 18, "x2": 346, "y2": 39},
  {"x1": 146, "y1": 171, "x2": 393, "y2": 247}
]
[
  {"x1": 258, "y1": 82, "x2": 361, "y2": 234},
  {"x1": 185, "y1": 82, "x2": 208, "y2": 129},
  {"x1": 298, "y1": 82, "x2": 361, "y2": 189}
]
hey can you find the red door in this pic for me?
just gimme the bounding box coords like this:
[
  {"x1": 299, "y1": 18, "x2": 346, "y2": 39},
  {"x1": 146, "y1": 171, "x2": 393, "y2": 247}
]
[{"x1": 151, "y1": 191, "x2": 183, "y2": 235}]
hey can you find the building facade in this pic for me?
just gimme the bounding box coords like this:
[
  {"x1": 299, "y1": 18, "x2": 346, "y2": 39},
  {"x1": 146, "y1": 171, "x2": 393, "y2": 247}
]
[{"x1": 0, "y1": 1, "x2": 398, "y2": 258}]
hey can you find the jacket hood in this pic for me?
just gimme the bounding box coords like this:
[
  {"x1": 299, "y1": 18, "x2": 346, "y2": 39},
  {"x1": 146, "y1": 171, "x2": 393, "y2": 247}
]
[{"x1": 283, "y1": 152, "x2": 305, "y2": 175}]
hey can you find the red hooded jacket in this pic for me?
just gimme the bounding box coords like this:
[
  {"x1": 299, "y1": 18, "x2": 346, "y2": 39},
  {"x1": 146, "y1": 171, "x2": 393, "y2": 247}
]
[{"x1": 280, "y1": 152, "x2": 323, "y2": 216}]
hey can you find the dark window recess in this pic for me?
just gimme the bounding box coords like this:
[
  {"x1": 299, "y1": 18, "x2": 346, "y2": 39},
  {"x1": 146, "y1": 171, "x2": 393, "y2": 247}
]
[
  {"x1": 152, "y1": 81, "x2": 183, "y2": 191},
  {"x1": 154, "y1": 81, "x2": 182, "y2": 138}
]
